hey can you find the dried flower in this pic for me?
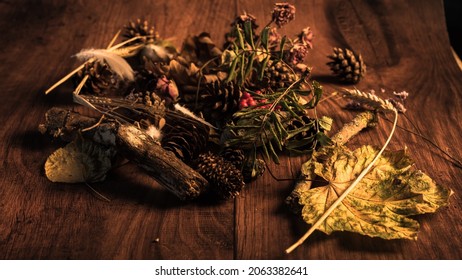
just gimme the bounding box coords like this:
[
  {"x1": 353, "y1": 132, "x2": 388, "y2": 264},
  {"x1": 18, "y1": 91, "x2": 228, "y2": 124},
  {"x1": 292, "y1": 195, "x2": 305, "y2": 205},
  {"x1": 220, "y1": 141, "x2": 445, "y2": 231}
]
[
  {"x1": 156, "y1": 75, "x2": 179, "y2": 100},
  {"x1": 393, "y1": 90, "x2": 409, "y2": 100},
  {"x1": 287, "y1": 43, "x2": 309, "y2": 66},
  {"x1": 298, "y1": 27, "x2": 314, "y2": 49},
  {"x1": 268, "y1": 27, "x2": 281, "y2": 47},
  {"x1": 233, "y1": 12, "x2": 258, "y2": 30},
  {"x1": 272, "y1": 3, "x2": 296, "y2": 28}
]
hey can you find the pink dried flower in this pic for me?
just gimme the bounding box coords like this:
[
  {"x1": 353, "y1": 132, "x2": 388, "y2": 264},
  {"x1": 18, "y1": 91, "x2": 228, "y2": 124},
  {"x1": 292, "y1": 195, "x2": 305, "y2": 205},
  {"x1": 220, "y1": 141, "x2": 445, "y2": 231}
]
[
  {"x1": 299, "y1": 27, "x2": 314, "y2": 49},
  {"x1": 287, "y1": 43, "x2": 309, "y2": 65},
  {"x1": 272, "y1": 3, "x2": 296, "y2": 28},
  {"x1": 233, "y1": 12, "x2": 258, "y2": 30},
  {"x1": 393, "y1": 90, "x2": 409, "y2": 100},
  {"x1": 268, "y1": 27, "x2": 281, "y2": 47},
  {"x1": 156, "y1": 75, "x2": 179, "y2": 100}
]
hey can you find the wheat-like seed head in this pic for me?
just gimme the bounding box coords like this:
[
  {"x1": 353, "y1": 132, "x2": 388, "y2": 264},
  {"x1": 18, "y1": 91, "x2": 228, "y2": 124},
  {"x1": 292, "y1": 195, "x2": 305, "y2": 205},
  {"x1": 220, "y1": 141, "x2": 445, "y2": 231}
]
[{"x1": 341, "y1": 88, "x2": 396, "y2": 113}]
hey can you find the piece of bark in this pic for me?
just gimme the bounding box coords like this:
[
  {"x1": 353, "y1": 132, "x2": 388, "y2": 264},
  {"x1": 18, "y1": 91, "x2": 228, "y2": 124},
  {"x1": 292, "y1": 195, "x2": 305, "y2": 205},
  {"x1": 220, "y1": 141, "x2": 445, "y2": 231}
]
[
  {"x1": 117, "y1": 125, "x2": 208, "y2": 200},
  {"x1": 38, "y1": 107, "x2": 117, "y2": 145},
  {"x1": 40, "y1": 107, "x2": 208, "y2": 200}
]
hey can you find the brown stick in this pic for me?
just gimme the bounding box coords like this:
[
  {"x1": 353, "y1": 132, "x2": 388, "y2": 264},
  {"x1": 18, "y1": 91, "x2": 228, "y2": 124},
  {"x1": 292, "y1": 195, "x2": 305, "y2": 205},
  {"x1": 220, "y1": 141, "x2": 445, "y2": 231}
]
[{"x1": 39, "y1": 107, "x2": 208, "y2": 200}]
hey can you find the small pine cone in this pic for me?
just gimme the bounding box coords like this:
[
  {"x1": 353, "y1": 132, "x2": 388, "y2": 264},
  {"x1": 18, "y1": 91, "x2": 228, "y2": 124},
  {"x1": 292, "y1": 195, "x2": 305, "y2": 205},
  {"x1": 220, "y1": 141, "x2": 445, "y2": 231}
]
[
  {"x1": 161, "y1": 115, "x2": 209, "y2": 163},
  {"x1": 327, "y1": 47, "x2": 366, "y2": 84},
  {"x1": 75, "y1": 61, "x2": 117, "y2": 95},
  {"x1": 194, "y1": 152, "x2": 245, "y2": 199},
  {"x1": 123, "y1": 19, "x2": 159, "y2": 44},
  {"x1": 262, "y1": 60, "x2": 299, "y2": 89},
  {"x1": 185, "y1": 80, "x2": 241, "y2": 123},
  {"x1": 221, "y1": 148, "x2": 245, "y2": 169}
]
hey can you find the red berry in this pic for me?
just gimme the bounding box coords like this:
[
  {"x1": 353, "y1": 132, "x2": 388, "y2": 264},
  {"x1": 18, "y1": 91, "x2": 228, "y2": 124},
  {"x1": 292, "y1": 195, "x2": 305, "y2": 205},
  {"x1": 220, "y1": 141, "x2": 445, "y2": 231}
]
[
  {"x1": 248, "y1": 99, "x2": 257, "y2": 107},
  {"x1": 239, "y1": 99, "x2": 248, "y2": 109},
  {"x1": 242, "y1": 92, "x2": 251, "y2": 99}
]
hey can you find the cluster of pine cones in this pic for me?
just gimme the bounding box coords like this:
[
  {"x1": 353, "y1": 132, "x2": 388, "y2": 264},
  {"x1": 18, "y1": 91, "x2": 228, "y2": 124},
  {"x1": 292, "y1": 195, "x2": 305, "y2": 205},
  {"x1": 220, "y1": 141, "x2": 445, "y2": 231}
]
[{"x1": 72, "y1": 18, "x2": 368, "y2": 201}]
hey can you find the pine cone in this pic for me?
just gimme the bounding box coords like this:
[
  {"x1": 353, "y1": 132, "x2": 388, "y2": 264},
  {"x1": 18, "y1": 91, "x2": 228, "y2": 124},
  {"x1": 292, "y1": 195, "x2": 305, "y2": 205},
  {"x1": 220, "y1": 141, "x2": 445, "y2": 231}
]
[
  {"x1": 221, "y1": 148, "x2": 266, "y2": 182},
  {"x1": 221, "y1": 148, "x2": 245, "y2": 168},
  {"x1": 194, "y1": 152, "x2": 245, "y2": 199},
  {"x1": 327, "y1": 47, "x2": 366, "y2": 84},
  {"x1": 134, "y1": 65, "x2": 159, "y2": 93},
  {"x1": 184, "y1": 80, "x2": 241, "y2": 123},
  {"x1": 75, "y1": 61, "x2": 117, "y2": 95},
  {"x1": 261, "y1": 60, "x2": 299, "y2": 89},
  {"x1": 161, "y1": 114, "x2": 209, "y2": 163},
  {"x1": 123, "y1": 19, "x2": 159, "y2": 44}
]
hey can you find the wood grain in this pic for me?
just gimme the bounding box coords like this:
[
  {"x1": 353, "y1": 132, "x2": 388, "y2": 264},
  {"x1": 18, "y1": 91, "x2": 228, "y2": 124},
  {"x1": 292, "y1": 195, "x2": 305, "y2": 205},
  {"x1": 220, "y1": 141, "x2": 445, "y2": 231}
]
[{"x1": 0, "y1": 0, "x2": 461, "y2": 259}]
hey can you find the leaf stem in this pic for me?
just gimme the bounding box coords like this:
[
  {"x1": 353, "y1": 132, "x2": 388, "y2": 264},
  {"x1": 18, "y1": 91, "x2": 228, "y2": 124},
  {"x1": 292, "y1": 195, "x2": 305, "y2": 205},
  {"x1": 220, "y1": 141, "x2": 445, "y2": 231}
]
[{"x1": 285, "y1": 109, "x2": 398, "y2": 254}]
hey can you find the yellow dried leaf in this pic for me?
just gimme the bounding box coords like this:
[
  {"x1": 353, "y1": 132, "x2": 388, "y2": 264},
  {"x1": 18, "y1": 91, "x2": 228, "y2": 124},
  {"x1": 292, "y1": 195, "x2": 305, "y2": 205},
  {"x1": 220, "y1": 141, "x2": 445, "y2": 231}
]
[
  {"x1": 298, "y1": 145, "x2": 452, "y2": 240},
  {"x1": 45, "y1": 138, "x2": 115, "y2": 183}
]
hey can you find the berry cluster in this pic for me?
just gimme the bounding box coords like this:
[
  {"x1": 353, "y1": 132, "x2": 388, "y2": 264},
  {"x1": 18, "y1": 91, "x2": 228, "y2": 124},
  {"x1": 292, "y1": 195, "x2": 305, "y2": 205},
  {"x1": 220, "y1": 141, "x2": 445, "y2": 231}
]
[
  {"x1": 239, "y1": 91, "x2": 257, "y2": 109},
  {"x1": 239, "y1": 91, "x2": 281, "y2": 110}
]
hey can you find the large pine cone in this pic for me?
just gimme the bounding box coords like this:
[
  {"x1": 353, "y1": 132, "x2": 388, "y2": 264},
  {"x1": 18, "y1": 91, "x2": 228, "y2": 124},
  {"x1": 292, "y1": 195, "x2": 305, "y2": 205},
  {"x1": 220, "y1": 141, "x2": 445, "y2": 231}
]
[
  {"x1": 327, "y1": 47, "x2": 366, "y2": 84},
  {"x1": 75, "y1": 61, "x2": 117, "y2": 95},
  {"x1": 194, "y1": 152, "x2": 245, "y2": 199},
  {"x1": 183, "y1": 80, "x2": 241, "y2": 124},
  {"x1": 261, "y1": 60, "x2": 299, "y2": 89},
  {"x1": 161, "y1": 112, "x2": 209, "y2": 163}
]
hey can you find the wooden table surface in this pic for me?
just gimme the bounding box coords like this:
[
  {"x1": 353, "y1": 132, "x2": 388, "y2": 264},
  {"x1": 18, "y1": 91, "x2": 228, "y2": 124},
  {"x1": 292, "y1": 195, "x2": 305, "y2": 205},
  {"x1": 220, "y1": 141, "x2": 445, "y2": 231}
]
[{"x1": 1, "y1": 0, "x2": 461, "y2": 260}]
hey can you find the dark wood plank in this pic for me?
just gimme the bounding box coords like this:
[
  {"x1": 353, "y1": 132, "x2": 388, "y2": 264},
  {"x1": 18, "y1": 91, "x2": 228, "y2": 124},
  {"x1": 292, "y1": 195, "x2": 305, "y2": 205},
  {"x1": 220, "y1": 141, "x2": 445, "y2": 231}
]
[
  {"x1": 0, "y1": 0, "x2": 461, "y2": 260},
  {"x1": 235, "y1": 0, "x2": 462, "y2": 259},
  {"x1": 0, "y1": 0, "x2": 235, "y2": 259}
]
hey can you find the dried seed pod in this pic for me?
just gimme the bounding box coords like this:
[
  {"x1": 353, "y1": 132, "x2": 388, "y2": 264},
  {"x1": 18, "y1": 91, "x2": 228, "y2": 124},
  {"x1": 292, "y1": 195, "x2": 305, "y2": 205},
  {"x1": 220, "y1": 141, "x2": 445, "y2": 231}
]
[
  {"x1": 242, "y1": 158, "x2": 266, "y2": 183},
  {"x1": 221, "y1": 148, "x2": 245, "y2": 169}
]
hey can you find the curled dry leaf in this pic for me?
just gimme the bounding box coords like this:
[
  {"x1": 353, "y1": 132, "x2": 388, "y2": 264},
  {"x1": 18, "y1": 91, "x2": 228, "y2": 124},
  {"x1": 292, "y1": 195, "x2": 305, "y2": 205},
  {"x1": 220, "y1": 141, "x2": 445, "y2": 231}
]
[
  {"x1": 298, "y1": 144, "x2": 452, "y2": 240},
  {"x1": 45, "y1": 137, "x2": 116, "y2": 183}
]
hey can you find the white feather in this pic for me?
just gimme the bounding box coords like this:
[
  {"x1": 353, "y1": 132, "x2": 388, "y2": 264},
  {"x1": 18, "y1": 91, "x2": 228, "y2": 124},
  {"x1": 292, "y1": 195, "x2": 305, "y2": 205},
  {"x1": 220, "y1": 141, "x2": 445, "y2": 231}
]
[
  {"x1": 174, "y1": 103, "x2": 216, "y2": 129},
  {"x1": 75, "y1": 48, "x2": 134, "y2": 81},
  {"x1": 146, "y1": 125, "x2": 162, "y2": 141},
  {"x1": 144, "y1": 44, "x2": 173, "y2": 62}
]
